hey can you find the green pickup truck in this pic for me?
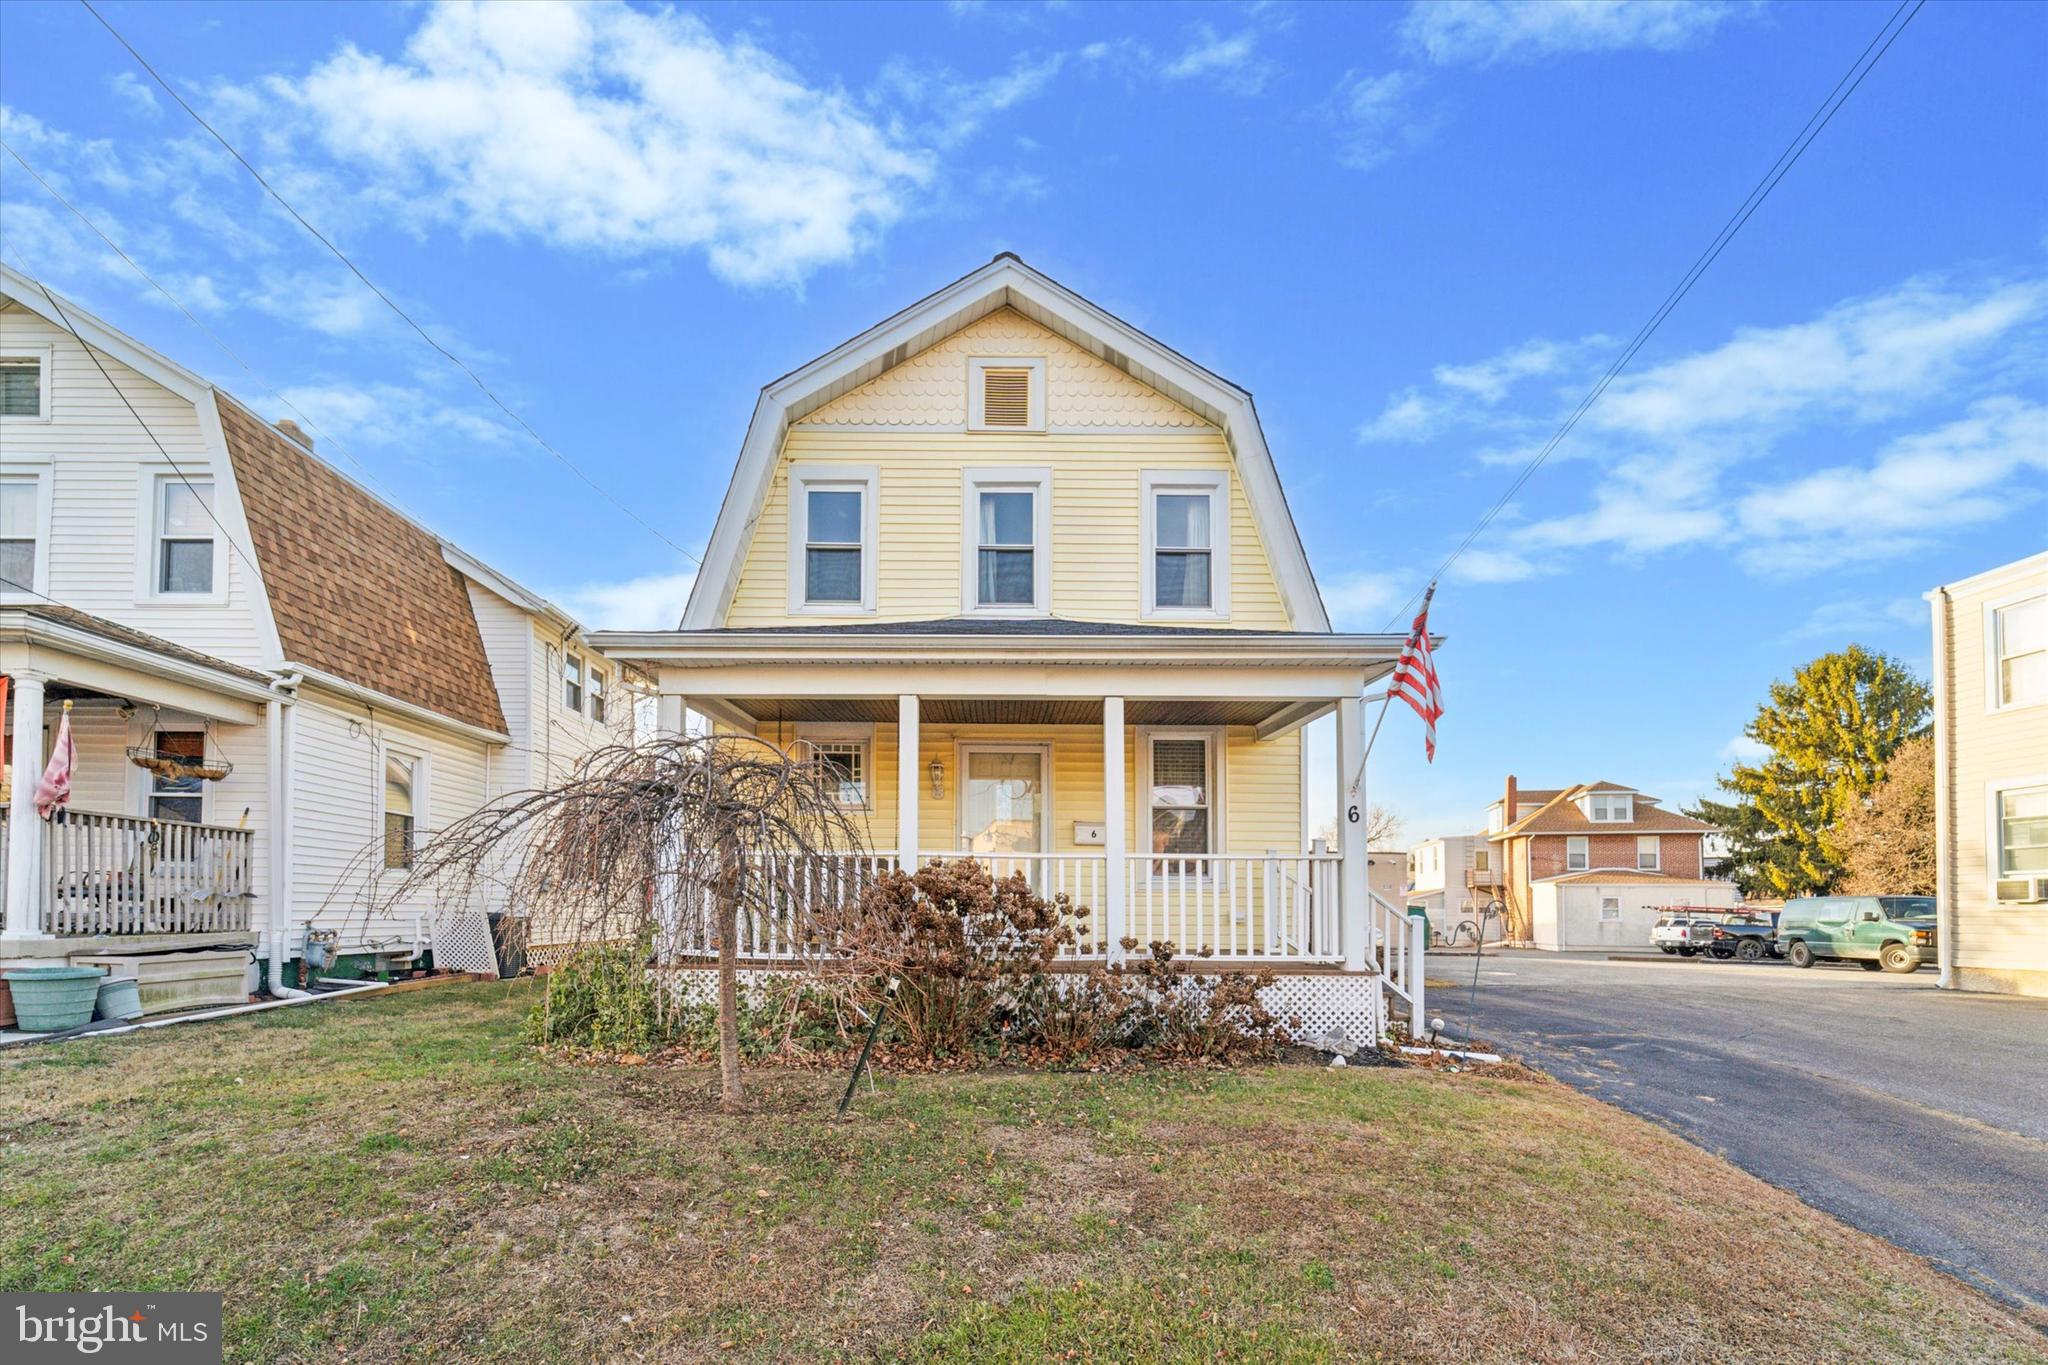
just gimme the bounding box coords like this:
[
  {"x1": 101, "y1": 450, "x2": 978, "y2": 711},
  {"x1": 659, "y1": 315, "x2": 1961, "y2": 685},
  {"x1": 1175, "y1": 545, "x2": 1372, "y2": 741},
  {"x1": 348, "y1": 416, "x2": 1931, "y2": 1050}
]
[{"x1": 1777, "y1": 895, "x2": 1937, "y2": 973}]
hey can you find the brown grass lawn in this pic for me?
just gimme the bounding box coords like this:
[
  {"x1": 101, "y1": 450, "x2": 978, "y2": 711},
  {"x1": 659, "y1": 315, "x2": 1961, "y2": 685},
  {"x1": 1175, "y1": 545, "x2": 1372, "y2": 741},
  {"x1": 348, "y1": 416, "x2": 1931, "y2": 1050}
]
[{"x1": 1, "y1": 979, "x2": 2040, "y2": 1363}]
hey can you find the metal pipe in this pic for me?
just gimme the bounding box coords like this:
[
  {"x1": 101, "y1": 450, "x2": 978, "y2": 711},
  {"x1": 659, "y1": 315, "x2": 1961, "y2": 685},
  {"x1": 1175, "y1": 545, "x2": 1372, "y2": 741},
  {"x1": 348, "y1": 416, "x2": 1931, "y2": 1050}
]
[{"x1": 265, "y1": 680, "x2": 310, "y2": 998}]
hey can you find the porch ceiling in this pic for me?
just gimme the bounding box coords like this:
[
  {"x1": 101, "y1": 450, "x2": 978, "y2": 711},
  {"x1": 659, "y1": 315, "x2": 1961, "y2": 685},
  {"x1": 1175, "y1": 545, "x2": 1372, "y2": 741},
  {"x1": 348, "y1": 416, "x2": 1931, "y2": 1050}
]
[{"x1": 727, "y1": 696, "x2": 1317, "y2": 729}]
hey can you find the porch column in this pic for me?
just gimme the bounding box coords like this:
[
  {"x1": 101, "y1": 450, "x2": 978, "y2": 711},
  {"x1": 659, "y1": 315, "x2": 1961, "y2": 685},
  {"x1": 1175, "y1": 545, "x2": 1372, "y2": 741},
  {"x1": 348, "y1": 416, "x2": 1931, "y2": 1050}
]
[
  {"x1": 1102, "y1": 696, "x2": 1127, "y2": 964},
  {"x1": 1338, "y1": 694, "x2": 1368, "y2": 970},
  {"x1": 655, "y1": 692, "x2": 688, "y2": 740},
  {"x1": 5, "y1": 671, "x2": 49, "y2": 938},
  {"x1": 896, "y1": 695, "x2": 919, "y2": 870}
]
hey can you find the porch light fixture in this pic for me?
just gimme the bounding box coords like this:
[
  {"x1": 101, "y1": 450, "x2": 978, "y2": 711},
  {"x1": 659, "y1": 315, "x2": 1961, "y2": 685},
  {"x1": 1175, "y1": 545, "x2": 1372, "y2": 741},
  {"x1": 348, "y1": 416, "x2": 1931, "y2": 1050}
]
[{"x1": 928, "y1": 759, "x2": 945, "y2": 800}]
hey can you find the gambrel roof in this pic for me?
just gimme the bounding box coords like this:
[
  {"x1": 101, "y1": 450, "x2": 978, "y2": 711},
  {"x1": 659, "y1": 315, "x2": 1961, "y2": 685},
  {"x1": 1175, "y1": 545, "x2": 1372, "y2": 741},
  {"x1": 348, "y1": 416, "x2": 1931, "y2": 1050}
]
[{"x1": 681, "y1": 254, "x2": 1331, "y2": 631}]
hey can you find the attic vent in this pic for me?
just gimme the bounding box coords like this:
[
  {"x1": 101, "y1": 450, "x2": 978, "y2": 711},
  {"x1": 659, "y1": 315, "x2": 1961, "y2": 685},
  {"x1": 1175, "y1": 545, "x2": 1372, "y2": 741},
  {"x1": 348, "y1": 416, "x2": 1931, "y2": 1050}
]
[{"x1": 981, "y1": 367, "x2": 1031, "y2": 427}]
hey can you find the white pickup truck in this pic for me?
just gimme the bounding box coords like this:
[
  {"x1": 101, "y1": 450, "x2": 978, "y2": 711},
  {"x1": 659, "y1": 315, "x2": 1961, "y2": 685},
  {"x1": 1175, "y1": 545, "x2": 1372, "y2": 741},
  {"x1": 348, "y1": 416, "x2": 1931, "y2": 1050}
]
[{"x1": 1651, "y1": 914, "x2": 1714, "y2": 956}]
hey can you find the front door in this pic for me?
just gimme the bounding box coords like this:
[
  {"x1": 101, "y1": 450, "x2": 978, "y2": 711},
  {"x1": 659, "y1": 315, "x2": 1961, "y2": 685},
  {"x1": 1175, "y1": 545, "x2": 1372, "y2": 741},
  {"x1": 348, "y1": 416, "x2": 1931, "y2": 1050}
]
[{"x1": 957, "y1": 746, "x2": 1047, "y2": 856}]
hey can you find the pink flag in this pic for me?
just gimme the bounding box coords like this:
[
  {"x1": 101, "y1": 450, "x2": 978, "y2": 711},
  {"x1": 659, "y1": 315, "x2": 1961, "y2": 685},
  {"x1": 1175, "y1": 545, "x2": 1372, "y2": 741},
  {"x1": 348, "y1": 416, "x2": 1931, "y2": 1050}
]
[{"x1": 35, "y1": 703, "x2": 74, "y2": 820}]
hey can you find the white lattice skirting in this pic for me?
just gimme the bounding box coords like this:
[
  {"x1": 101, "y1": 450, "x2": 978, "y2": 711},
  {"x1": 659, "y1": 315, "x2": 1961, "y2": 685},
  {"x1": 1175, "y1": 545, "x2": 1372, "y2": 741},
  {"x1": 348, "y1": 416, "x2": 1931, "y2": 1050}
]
[{"x1": 655, "y1": 966, "x2": 1387, "y2": 1043}]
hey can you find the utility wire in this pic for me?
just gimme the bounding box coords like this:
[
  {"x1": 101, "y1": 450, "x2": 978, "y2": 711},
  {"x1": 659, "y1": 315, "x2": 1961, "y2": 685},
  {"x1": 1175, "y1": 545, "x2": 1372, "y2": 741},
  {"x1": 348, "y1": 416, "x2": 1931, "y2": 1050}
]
[
  {"x1": 2, "y1": 138, "x2": 419, "y2": 523},
  {"x1": 1382, "y1": 0, "x2": 1926, "y2": 630},
  {"x1": 78, "y1": 0, "x2": 702, "y2": 568}
]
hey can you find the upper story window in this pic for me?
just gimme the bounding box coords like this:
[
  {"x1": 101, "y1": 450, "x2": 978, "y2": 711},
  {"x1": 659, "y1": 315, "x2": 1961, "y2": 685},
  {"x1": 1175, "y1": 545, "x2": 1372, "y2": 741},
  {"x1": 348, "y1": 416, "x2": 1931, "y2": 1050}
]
[
  {"x1": 967, "y1": 357, "x2": 1044, "y2": 433},
  {"x1": 588, "y1": 664, "x2": 607, "y2": 723},
  {"x1": 1142, "y1": 471, "x2": 1229, "y2": 618},
  {"x1": 155, "y1": 478, "x2": 216, "y2": 595},
  {"x1": 1637, "y1": 835, "x2": 1661, "y2": 871},
  {"x1": 1990, "y1": 593, "x2": 2045, "y2": 710},
  {"x1": 962, "y1": 467, "x2": 1049, "y2": 614},
  {"x1": 787, "y1": 464, "x2": 877, "y2": 613},
  {"x1": 1586, "y1": 792, "x2": 1634, "y2": 822},
  {"x1": 148, "y1": 730, "x2": 205, "y2": 823},
  {"x1": 1565, "y1": 835, "x2": 1589, "y2": 871},
  {"x1": 1474, "y1": 848, "x2": 1489, "y2": 872},
  {"x1": 563, "y1": 652, "x2": 584, "y2": 712},
  {"x1": 0, "y1": 473, "x2": 44, "y2": 596},
  {"x1": 0, "y1": 349, "x2": 51, "y2": 422}
]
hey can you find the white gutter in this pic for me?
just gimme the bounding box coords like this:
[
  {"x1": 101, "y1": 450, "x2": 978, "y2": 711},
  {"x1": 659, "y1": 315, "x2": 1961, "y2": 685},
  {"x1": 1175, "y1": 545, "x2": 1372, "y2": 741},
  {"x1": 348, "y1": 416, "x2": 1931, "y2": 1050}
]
[
  {"x1": 0, "y1": 609, "x2": 275, "y2": 706},
  {"x1": 286, "y1": 662, "x2": 511, "y2": 747},
  {"x1": 1929, "y1": 586, "x2": 1957, "y2": 990},
  {"x1": 265, "y1": 673, "x2": 310, "y2": 998},
  {"x1": 588, "y1": 629, "x2": 1418, "y2": 669}
]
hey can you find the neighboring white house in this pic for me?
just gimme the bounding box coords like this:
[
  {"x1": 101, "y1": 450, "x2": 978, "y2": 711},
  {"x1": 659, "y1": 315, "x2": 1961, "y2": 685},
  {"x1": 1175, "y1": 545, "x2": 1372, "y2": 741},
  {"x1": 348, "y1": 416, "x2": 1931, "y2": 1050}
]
[
  {"x1": 1526, "y1": 873, "x2": 1741, "y2": 952},
  {"x1": 1929, "y1": 550, "x2": 2048, "y2": 997},
  {"x1": 0, "y1": 266, "x2": 631, "y2": 1012},
  {"x1": 1403, "y1": 833, "x2": 1501, "y2": 940}
]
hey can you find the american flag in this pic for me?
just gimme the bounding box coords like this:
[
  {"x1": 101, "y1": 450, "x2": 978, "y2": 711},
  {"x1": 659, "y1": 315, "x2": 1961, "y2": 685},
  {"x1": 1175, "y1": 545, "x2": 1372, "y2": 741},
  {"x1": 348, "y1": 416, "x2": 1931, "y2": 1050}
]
[{"x1": 1387, "y1": 584, "x2": 1442, "y2": 762}]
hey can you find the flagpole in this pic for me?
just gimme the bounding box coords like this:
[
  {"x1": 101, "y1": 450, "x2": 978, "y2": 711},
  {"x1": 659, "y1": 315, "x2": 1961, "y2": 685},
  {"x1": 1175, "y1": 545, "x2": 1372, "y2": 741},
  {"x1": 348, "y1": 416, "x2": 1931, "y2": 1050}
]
[{"x1": 1347, "y1": 581, "x2": 1436, "y2": 798}]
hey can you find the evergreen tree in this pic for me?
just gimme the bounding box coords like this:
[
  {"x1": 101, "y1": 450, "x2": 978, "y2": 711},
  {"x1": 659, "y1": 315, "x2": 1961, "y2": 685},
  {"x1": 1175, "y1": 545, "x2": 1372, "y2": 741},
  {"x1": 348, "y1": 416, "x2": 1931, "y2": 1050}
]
[{"x1": 1689, "y1": 647, "x2": 1930, "y2": 899}]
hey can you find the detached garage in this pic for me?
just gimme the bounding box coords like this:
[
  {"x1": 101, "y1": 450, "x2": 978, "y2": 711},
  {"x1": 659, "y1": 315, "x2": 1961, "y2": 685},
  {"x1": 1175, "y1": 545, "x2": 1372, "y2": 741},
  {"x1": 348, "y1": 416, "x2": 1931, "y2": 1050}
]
[{"x1": 1529, "y1": 871, "x2": 1741, "y2": 951}]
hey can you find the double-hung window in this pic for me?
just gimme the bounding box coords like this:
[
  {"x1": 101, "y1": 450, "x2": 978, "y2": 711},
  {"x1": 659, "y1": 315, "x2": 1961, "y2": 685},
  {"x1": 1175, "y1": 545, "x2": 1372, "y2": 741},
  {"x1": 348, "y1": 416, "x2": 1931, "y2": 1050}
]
[
  {"x1": 1565, "y1": 836, "x2": 1589, "y2": 872},
  {"x1": 1142, "y1": 471, "x2": 1229, "y2": 618},
  {"x1": 0, "y1": 474, "x2": 42, "y2": 596},
  {"x1": 588, "y1": 665, "x2": 607, "y2": 723},
  {"x1": 384, "y1": 752, "x2": 420, "y2": 871},
  {"x1": 148, "y1": 731, "x2": 205, "y2": 823},
  {"x1": 1995, "y1": 784, "x2": 2048, "y2": 899},
  {"x1": 962, "y1": 468, "x2": 1049, "y2": 613},
  {"x1": 1990, "y1": 594, "x2": 2046, "y2": 710},
  {"x1": 155, "y1": 477, "x2": 216, "y2": 595},
  {"x1": 0, "y1": 349, "x2": 49, "y2": 421},
  {"x1": 1145, "y1": 732, "x2": 1217, "y2": 870},
  {"x1": 1600, "y1": 896, "x2": 1622, "y2": 922},
  {"x1": 1587, "y1": 792, "x2": 1633, "y2": 822},
  {"x1": 1637, "y1": 835, "x2": 1661, "y2": 871},
  {"x1": 563, "y1": 653, "x2": 584, "y2": 712},
  {"x1": 789, "y1": 465, "x2": 877, "y2": 612}
]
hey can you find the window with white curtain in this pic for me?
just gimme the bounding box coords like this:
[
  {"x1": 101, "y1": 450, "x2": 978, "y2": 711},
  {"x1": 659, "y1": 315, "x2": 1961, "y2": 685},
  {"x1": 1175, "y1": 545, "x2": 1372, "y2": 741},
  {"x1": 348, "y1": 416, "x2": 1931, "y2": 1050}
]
[
  {"x1": 1148, "y1": 735, "x2": 1213, "y2": 865},
  {"x1": 1142, "y1": 471, "x2": 1229, "y2": 618}
]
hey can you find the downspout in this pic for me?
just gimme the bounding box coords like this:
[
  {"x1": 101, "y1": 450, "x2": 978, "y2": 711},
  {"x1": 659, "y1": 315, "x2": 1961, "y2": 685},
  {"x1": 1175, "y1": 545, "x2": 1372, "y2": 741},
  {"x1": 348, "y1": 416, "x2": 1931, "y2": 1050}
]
[
  {"x1": 266, "y1": 672, "x2": 310, "y2": 998},
  {"x1": 1930, "y1": 588, "x2": 1957, "y2": 991}
]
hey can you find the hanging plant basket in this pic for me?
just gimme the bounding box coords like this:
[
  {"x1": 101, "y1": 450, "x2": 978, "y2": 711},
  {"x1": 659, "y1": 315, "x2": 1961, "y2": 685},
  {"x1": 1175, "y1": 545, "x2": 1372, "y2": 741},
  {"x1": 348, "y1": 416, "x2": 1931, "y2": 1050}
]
[{"x1": 126, "y1": 746, "x2": 234, "y2": 782}]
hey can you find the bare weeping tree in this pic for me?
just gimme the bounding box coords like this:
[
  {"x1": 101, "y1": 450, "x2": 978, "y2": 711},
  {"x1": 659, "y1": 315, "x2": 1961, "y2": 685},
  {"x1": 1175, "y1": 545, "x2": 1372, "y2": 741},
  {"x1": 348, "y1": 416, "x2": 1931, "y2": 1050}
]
[{"x1": 378, "y1": 733, "x2": 867, "y2": 1109}]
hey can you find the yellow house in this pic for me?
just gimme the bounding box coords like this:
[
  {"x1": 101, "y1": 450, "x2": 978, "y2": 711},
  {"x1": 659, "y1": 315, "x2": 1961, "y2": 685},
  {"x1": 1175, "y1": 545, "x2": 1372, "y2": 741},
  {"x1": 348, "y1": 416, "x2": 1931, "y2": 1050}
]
[
  {"x1": 1929, "y1": 550, "x2": 2048, "y2": 997},
  {"x1": 596, "y1": 256, "x2": 1422, "y2": 1037}
]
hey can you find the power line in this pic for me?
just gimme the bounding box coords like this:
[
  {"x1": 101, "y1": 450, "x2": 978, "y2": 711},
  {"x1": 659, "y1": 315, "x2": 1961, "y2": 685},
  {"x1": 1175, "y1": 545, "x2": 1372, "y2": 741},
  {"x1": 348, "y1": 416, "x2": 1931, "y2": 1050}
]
[
  {"x1": 77, "y1": 0, "x2": 702, "y2": 568},
  {"x1": 2, "y1": 138, "x2": 419, "y2": 523},
  {"x1": 1382, "y1": 0, "x2": 1926, "y2": 630}
]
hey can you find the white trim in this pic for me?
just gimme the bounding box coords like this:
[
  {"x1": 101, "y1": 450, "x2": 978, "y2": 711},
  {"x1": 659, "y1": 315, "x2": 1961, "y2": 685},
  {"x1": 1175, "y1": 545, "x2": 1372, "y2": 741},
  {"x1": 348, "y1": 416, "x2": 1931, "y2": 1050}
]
[
  {"x1": 786, "y1": 463, "x2": 878, "y2": 614},
  {"x1": 375, "y1": 741, "x2": 430, "y2": 879},
  {"x1": 288, "y1": 664, "x2": 511, "y2": 746},
  {"x1": 680, "y1": 255, "x2": 1329, "y2": 631},
  {"x1": 1986, "y1": 774, "x2": 2048, "y2": 904},
  {"x1": 0, "y1": 462, "x2": 53, "y2": 601},
  {"x1": 966, "y1": 356, "x2": 1045, "y2": 433},
  {"x1": 1135, "y1": 725, "x2": 1227, "y2": 871},
  {"x1": 954, "y1": 740, "x2": 1054, "y2": 852},
  {"x1": 1636, "y1": 834, "x2": 1661, "y2": 871},
  {"x1": 0, "y1": 344, "x2": 54, "y2": 423},
  {"x1": 440, "y1": 541, "x2": 584, "y2": 634},
  {"x1": 1982, "y1": 586, "x2": 2047, "y2": 715},
  {"x1": 136, "y1": 467, "x2": 229, "y2": 605},
  {"x1": 1, "y1": 266, "x2": 213, "y2": 401},
  {"x1": 1140, "y1": 469, "x2": 1231, "y2": 620},
  {"x1": 1565, "y1": 835, "x2": 1589, "y2": 872},
  {"x1": 794, "y1": 721, "x2": 876, "y2": 811},
  {"x1": 960, "y1": 466, "x2": 1051, "y2": 616},
  {"x1": 1928, "y1": 549, "x2": 2048, "y2": 600}
]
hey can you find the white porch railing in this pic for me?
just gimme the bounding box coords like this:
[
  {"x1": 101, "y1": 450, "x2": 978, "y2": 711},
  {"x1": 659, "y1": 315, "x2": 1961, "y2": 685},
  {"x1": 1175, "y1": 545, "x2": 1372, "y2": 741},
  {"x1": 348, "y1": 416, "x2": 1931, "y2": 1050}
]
[
  {"x1": 1125, "y1": 853, "x2": 1343, "y2": 962},
  {"x1": 28, "y1": 809, "x2": 255, "y2": 937},
  {"x1": 1366, "y1": 889, "x2": 1426, "y2": 1029}
]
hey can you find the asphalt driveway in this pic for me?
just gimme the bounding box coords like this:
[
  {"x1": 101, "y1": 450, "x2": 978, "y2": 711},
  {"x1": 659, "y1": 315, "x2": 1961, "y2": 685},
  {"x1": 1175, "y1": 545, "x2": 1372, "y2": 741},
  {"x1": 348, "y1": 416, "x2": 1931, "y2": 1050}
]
[{"x1": 1427, "y1": 950, "x2": 2048, "y2": 1319}]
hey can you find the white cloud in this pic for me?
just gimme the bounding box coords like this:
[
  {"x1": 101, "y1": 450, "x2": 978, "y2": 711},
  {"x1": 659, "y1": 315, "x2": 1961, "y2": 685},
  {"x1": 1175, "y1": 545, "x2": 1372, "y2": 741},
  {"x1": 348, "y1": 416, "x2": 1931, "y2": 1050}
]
[
  {"x1": 273, "y1": 382, "x2": 515, "y2": 451},
  {"x1": 109, "y1": 72, "x2": 161, "y2": 118},
  {"x1": 1356, "y1": 388, "x2": 1445, "y2": 443},
  {"x1": 1402, "y1": 0, "x2": 1753, "y2": 68},
  {"x1": 874, "y1": 52, "x2": 1067, "y2": 147},
  {"x1": 1331, "y1": 70, "x2": 1433, "y2": 172},
  {"x1": 1736, "y1": 397, "x2": 2048, "y2": 572},
  {"x1": 1786, "y1": 597, "x2": 1927, "y2": 642},
  {"x1": 1320, "y1": 570, "x2": 1406, "y2": 628},
  {"x1": 1162, "y1": 26, "x2": 1273, "y2": 95},
  {"x1": 554, "y1": 569, "x2": 697, "y2": 630},
  {"x1": 1446, "y1": 547, "x2": 1542, "y2": 584},
  {"x1": 248, "y1": 270, "x2": 383, "y2": 336},
  {"x1": 1720, "y1": 733, "x2": 1769, "y2": 763},
  {"x1": 1435, "y1": 335, "x2": 1606, "y2": 402},
  {"x1": 265, "y1": 1, "x2": 931, "y2": 286}
]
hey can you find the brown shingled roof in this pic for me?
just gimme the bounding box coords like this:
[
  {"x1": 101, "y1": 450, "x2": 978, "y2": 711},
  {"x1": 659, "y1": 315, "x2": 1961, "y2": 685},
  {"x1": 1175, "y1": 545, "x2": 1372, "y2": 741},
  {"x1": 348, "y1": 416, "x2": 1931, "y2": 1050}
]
[
  {"x1": 1502, "y1": 783, "x2": 1715, "y2": 837},
  {"x1": 217, "y1": 394, "x2": 507, "y2": 734}
]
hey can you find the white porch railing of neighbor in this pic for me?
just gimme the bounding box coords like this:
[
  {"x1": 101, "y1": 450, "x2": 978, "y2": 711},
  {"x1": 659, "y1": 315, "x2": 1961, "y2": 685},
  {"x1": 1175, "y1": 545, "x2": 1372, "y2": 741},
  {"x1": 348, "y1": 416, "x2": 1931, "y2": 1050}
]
[
  {"x1": 1366, "y1": 889, "x2": 1426, "y2": 1028},
  {"x1": 37, "y1": 810, "x2": 255, "y2": 936},
  {"x1": 1126, "y1": 853, "x2": 1343, "y2": 962}
]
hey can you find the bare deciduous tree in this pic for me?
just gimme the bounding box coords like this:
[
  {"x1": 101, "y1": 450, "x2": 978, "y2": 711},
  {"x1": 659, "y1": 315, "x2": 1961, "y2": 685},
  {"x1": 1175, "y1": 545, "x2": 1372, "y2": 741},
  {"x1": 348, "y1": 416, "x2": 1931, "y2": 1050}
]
[{"x1": 379, "y1": 734, "x2": 866, "y2": 1110}]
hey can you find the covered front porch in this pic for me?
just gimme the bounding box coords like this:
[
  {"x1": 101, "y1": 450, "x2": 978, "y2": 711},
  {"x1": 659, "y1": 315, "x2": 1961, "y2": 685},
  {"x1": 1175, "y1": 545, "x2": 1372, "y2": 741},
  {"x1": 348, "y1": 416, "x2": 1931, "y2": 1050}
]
[
  {"x1": 595, "y1": 622, "x2": 1427, "y2": 1030},
  {"x1": 2, "y1": 605, "x2": 270, "y2": 969}
]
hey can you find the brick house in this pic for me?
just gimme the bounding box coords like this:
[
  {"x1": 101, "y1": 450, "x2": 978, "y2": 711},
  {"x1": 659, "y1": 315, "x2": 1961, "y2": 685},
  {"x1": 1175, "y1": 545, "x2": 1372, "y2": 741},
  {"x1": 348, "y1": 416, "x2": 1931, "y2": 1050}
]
[{"x1": 1485, "y1": 778, "x2": 1736, "y2": 950}]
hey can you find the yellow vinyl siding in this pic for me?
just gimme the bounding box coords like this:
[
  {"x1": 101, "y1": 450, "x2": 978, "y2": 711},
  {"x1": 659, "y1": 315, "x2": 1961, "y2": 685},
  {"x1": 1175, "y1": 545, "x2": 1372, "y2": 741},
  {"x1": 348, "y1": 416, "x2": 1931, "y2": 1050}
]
[
  {"x1": 739, "y1": 720, "x2": 1303, "y2": 946},
  {"x1": 726, "y1": 431, "x2": 1291, "y2": 628}
]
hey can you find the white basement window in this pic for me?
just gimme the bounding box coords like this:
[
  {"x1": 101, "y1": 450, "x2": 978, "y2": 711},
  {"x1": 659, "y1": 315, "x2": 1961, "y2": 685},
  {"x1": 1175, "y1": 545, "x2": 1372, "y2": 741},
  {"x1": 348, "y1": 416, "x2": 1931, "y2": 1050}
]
[
  {"x1": 787, "y1": 465, "x2": 877, "y2": 613},
  {"x1": 155, "y1": 478, "x2": 216, "y2": 595},
  {"x1": 1142, "y1": 471, "x2": 1229, "y2": 618},
  {"x1": 967, "y1": 357, "x2": 1044, "y2": 433},
  {"x1": 1990, "y1": 593, "x2": 2046, "y2": 710},
  {"x1": 0, "y1": 349, "x2": 50, "y2": 421},
  {"x1": 962, "y1": 468, "x2": 1049, "y2": 613}
]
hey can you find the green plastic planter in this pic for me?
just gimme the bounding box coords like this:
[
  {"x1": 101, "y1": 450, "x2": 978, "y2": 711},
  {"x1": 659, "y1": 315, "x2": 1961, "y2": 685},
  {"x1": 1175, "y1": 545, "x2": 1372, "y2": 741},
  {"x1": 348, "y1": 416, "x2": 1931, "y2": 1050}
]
[
  {"x1": 2, "y1": 967, "x2": 107, "y2": 1033},
  {"x1": 95, "y1": 977, "x2": 144, "y2": 1023}
]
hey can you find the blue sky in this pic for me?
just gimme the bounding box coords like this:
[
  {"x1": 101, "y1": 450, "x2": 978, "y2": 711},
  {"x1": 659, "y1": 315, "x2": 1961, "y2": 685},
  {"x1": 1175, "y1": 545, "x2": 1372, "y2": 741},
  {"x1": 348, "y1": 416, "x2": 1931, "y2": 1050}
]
[{"x1": 1, "y1": 0, "x2": 2043, "y2": 841}]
